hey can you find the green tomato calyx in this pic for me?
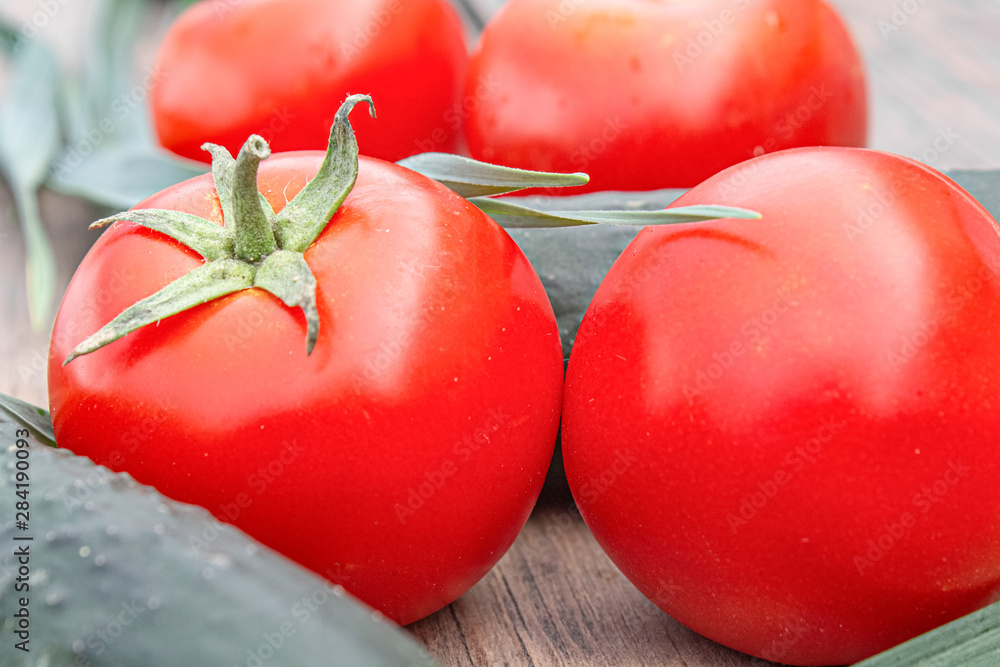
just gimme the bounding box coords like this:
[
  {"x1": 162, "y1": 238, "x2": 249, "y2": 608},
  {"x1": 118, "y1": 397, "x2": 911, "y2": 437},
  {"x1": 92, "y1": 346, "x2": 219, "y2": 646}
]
[
  {"x1": 63, "y1": 94, "x2": 376, "y2": 365},
  {"x1": 64, "y1": 93, "x2": 762, "y2": 366}
]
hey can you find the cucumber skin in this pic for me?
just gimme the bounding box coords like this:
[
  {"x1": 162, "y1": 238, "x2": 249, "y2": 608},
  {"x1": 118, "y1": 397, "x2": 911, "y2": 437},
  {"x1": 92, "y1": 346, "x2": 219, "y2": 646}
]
[{"x1": 0, "y1": 428, "x2": 438, "y2": 667}]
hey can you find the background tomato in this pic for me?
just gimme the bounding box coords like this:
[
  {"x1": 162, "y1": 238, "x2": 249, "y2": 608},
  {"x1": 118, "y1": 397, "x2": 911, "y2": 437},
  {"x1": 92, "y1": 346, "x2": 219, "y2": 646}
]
[
  {"x1": 562, "y1": 147, "x2": 1000, "y2": 664},
  {"x1": 464, "y1": 0, "x2": 867, "y2": 192},
  {"x1": 48, "y1": 151, "x2": 564, "y2": 626},
  {"x1": 151, "y1": 0, "x2": 468, "y2": 163}
]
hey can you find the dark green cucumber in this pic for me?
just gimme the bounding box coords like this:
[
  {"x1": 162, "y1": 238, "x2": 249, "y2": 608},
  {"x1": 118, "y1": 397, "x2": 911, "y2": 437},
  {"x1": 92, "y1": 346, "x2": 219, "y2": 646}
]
[{"x1": 0, "y1": 416, "x2": 437, "y2": 667}]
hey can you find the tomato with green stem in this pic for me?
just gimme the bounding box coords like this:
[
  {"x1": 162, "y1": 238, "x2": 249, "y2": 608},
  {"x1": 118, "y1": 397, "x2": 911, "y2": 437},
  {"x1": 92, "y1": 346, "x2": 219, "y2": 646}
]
[
  {"x1": 563, "y1": 147, "x2": 1000, "y2": 664},
  {"x1": 49, "y1": 96, "x2": 566, "y2": 625},
  {"x1": 151, "y1": 0, "x2": 469, "y2": 164}
]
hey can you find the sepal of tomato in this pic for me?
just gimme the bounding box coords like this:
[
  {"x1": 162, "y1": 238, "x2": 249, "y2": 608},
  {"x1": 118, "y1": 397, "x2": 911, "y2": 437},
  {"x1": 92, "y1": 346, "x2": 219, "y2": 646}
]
[
  {"x1": 48, "y1": 97, "x2": 565, "y2": 625},
  {"x1": 63, "y1": 96, "x2": 375, "y2": 363}
]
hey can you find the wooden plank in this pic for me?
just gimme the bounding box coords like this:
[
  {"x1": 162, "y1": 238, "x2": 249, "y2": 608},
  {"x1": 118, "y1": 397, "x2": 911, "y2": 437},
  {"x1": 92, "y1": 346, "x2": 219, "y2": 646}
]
[
  {"x1": 410, "y1": 495, "x2": 778, "y2": 666},
  {"x1": 830, "y1": 0, "x2": 1000, "y2": 170}
]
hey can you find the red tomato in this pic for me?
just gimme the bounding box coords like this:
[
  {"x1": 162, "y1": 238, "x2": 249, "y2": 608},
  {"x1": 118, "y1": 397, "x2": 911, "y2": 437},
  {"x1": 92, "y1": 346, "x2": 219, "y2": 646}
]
[
  {"x1": 48, "y1": 152, "x2": 564, "y2": 625},
  {"x1": 465, "y1": 0, "x2": 867, "y2": 192},
  {"x1": 562, "y1": 147, "x2": 1000, "y2": 664},
  {"x1": 151, "y1": 0, "x2": 469, "y2": 163}
]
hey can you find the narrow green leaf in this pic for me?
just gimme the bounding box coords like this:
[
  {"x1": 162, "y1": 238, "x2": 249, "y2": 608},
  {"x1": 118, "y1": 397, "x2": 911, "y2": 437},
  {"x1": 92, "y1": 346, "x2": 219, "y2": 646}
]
[
  {"x1": 254, "y1": 250, "x2": 320, "y2": 354},
  {"x1": 470, "y1": 196, "x2": 761, "y2": 229},
  {"x1": 65, "y1": 259, "x2": 256, "y2": 364},
  {"x1": 52, "y1": 0, "x2": 152, "y2": 160},
  {"x1": 0, "y1": 38, "x2": 61, "y2": 330},
  {"x1": 84, "y1": 0, "x2": 157, "y2": 148},
  {"x1": 91, "y1": 209, "x2": 234, "y2": 261},
  {"x1": 852, "y1": 601, "x2": 1000, "y2": 666},
  {"x1": 0, "y1": 40, "x2": 60, "y2": 185},
  {"x1": 46, "y1": 0, "x2": 195, "y2": 209},
  {"x1": 273, "y1": 94, "x2": 375, "y2": 253},
  {"x1": 497, "y1": 188, "x2": 719, "y2": 354},
  {"x1": 0, "y1": 391, "x2": 56, "y2": 448},
  {"x1": 48, "y1": 146, "x2": 208, "y2": 209},
  {"x1": 13, "y1": 187, "x2": 58, "y2": 331},
  {"x1": 398, "y1": 152, "x2": 590, "y2": 198}
]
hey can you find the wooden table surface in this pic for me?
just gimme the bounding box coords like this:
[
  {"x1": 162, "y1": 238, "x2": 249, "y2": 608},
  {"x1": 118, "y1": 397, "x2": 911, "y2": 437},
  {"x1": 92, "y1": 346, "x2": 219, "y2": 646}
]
[{"x1": 2, "y1": 1, "x2": 1000, "y2": 666}]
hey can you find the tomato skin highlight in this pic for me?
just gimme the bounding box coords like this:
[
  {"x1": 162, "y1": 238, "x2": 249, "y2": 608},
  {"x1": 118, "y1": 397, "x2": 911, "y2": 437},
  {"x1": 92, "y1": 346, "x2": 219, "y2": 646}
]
[
  {"x1": 465, "y1": 0, "x2": 867, "y2": 192},
  {"x1": 562, "y1": 147, "x2": 1000, "y2": 665},
  {"x1": 151, "y1": 0, "x2": 469, "y2": 163},
  {"x1": 48, "y1": 154, "x2": 564, "y2": 625}
]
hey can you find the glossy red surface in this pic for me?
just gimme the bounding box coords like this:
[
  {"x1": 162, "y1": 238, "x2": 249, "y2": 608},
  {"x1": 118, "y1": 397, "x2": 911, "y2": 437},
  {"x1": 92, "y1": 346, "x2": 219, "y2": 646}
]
[
  {"x1": 49, "y1": 153, "x2": 565, "y2": 625},
  {"x1": 563, "y1": 147, "x2": 1000, "y2": 664}
]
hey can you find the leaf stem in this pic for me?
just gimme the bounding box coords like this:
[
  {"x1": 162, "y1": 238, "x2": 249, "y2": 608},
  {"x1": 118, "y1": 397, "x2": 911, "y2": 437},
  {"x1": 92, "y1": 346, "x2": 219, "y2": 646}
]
[{"x1": 232, "y1": 135, "x2": 276, "y2": 263}]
